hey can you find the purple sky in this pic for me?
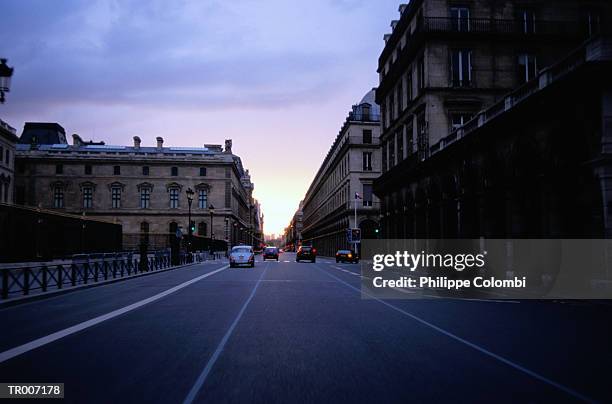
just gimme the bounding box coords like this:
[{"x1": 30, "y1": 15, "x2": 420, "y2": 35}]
[{"x1": 1, "y1": 0, "x2": 402, "y2": 235}]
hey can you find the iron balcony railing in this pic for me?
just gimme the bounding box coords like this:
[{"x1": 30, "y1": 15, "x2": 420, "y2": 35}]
[
  {"x1": 419, "y1": 17, "x2": 591, "y2": 37},
  {"x1": 347, "y1": 112, "x2": 381, "y2": 122}
]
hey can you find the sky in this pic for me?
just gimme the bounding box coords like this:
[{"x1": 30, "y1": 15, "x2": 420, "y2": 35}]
[{"x1": 1, "y1": 0, "x2": 402, "y2": 235}]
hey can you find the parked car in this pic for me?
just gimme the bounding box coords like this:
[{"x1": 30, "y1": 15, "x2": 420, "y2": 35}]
[
  {"x1": 263, "y1": 246, "x2": 279, "y2": 261},
  {"x1": 230, "y1": 245, "x2": 255, "y2": 268},
  {"x1": 296, "y1": 246, "x2": 317, "y2": 263},
  {"x1": 336, "y1": 249, "x2": 359, "y2": 263}
]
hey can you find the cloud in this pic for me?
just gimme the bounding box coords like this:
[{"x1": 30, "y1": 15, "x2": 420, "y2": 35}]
[{"x1": 1, "y1": 0, "x2": 401, "y2": 234}]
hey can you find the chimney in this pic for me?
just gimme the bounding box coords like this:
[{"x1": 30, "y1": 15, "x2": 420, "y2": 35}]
[
  {"x1": 156, "y1": 136, "x2": 163, "y2": 149},
  {"x1": 72, "y1": 133, "x2": 83, "y2": 146},
  {"x1": 390, "y1": 20, "x2": 398, "y2": 30},
  {"x1": 399, "y1": 4, "x2": 407, "y2": 14},
  {"x1": 133, "y1": 136, "x2": 141, "y2": 149},
  {"x1": 384, "y1": 34, "x2": 391, "y2": 43}
]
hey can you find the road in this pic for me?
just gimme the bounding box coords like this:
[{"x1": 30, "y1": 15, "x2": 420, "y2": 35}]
[{"x1": 0, "y1": 253, "x2": 610, "y2": 403}]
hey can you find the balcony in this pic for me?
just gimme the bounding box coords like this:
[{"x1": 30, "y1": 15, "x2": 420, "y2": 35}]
[
  {"x1": 420, "y1": 17, "x2": 588, "y2": 37},
  {"x1": 347, "y1": 112, "x2": 381, "y2": 123}
]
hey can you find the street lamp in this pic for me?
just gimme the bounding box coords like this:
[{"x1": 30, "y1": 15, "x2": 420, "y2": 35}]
[
  {"x1": 0, "y1": 59, "x2": 14, "y2": 104},
  {"x1": 186, "y1": 188, "x2": 194, "y2": 252},
  {"x1": 209, "y1": 204, "x2": 215, "y2": 259}
]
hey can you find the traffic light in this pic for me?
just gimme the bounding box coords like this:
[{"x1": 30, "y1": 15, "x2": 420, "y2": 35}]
[{"x1": 190, "y1": 221, "x2": 196, "y2": 233}]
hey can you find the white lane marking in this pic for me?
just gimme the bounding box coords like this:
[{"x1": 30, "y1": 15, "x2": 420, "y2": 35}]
[
  {"x1": 315, "y1": 265, "x2": 596, "y2": 404},
  {"x1": 0, "y1": 265, "x2": 230, "y2": 364},
  {"x1": 183, "y1": 263, "x2": 269, "y2": 404}
]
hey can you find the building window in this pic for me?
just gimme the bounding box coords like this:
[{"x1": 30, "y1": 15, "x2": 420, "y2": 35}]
[
  {"x1": 198, "y1": 189, "x2": 208, "y2": 209},
  {"x1": 111, "y1": 187, "x2": 121, "y2": 208},
  {"x1": 4, "y1": 149, "x2": 8, "y2": 165},
  {"x1": 382, "y1": 141, "x2": 388, "y2": 173},
  {"x1": 417, "y1": 57, "x2": 425, "y2": 93},
  {"x1": 406, "y1": 72, "x2": 413, "y2": 103},
  {"x1": 417, "y1": 111, "x2": 428, "y2": 161},
  {"x1": 200, "y1": 167, "x2": 207, "y2": 176},
  {"x1": 396, "y1": 84, "x2": 403, "y2": 114},
  {"x1": 363, "y1": 130, "x2": 372, "y2": 144},
  {"x1": 82, "y1": 186, "x2": 93, "y2": 209},
  {"x1": 198, "y1": 221, "x2": 207, "y2": 237},
  {"x1": 85, "y1": 164, "x2": 92, "y2": 175},
  {"x1": 585, "y1": 10, "x2": 601, "y2": 36},
  {"x1": 0, "y1": 146, "x2": 3, "y2": 165},
  {"x1": 363, "y1": 152, "x2": 373, "y2": 171},
  {"x1": 405, "y1": 121, "x2": 414, "y2": 155},
  {"x1": 171, "y1": 166, "x2": 178, "y2": 176},
  {"x1": 362, "y1": 104, "x2": 371, "y2": 120},
  {"x1": 142, "y1": 166, "x2": 149, "y2": 176},
  {"x1": 519, "y1": 9, "x2": 536, "y2": 34},
  {"x1": 140, "y1": 188, "x2": 151, "y2": 208},
  {"x1": 397, "y1": 130, "x2": 404, "y2": 162},
  {"x1": 389, "y1": 92, "x2": 396, "y2": 121},
  {"x1": 450, "y1": 113, "x2": 473, "y2": 131},
  {"x1": 518, "y1": 54, "x2": 537, "y2": 83},
  {"x1": 450, "y1": 7, "x2": 470, "y2": 32},
  {"x1": 56, "y1": 164, "x2": 63, "y2": 174},
  {"x1": 53, "y1": 187, "x2": 64, "y2": 208},
  {"x1": 169, "y1": 188, "x2": 179, "y2": 209},
  {"x1": 389, "y1": 135, "x2": 396, "y2": 168},
  {"x1": 113, "y1": 165, "x2": 121, "y2": 175},
  {"x1": 451, "y1": 49, "x2": 472, "y2": 87},
  {"x1": 363, "y1": 184, "x2": 373, "y2": 207},
  {"x1": 381, "y1": 101, "x2": 386, "y2": 130}
]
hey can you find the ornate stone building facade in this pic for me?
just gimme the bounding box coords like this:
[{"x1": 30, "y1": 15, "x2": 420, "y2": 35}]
[
  {"x1": 0, "y1": 119, "x2": 17, "y2": 204},
  {"x1": 14, "y1": 123, "x2": 261, "y2": 249},
  {"x1": 300, "y1": 90, "x2": 382, "y2": 256}
]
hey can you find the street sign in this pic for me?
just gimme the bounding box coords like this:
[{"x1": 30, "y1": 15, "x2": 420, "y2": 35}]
[{"x1": 347, "y1": 228, "x2": 361, "y2": 243}]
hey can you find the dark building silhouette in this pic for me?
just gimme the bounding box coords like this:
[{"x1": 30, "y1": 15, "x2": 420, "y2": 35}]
[{"x1": 374, "y1": 0, "x2": 612, "y2": 238}]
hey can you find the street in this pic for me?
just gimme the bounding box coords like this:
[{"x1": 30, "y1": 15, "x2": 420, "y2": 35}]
[{"x1": 0, "y1": 253, "x2": 610, "y2": 404}]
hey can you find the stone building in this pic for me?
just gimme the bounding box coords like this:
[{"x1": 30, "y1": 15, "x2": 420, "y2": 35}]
[
  {"x1": 0, "y1": 119, "x2": 18, "y2": 204},
  {"x1": 283, "y1": 201, "x2": 303, "y2": 251},
  {"x1": 375, "y1": 36, "x2": 612, "y2": 238},
  {"x1": 300, "y1": 90, "x2": 381, "y2": 256},
  {"x1": 14, "y1": 122, "x2": 261, "y2": 249},
  {"x1": 374, "y1": 0, "x2": 612, "y2": 238}
]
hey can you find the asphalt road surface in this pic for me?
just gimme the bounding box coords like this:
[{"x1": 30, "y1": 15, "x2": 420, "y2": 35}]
[{"x1": 0, "y1": 253, "x2": 610, "y2": 403}]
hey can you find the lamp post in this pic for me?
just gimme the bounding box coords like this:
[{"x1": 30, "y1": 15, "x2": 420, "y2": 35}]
[
  {"x1": 0, "y1": 59, "x2": 14, "y2": 104},
  {"x1": 186, "y1": 188, "x2": 194, "y2": 253},
  {"x1": 209, "y1": 204, "x2": 215, "y2": 259}
]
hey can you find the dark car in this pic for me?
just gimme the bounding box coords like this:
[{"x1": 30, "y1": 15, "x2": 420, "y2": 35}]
[
  {"x1": 263, "y1": 246, "x2": 279, "y2": 261},
  {"x1": 296, "y1": 246, "x2": 317, "y2": 263},
  {"x1": 336, "y1": 249, "x2": 359, "y2": 263}
]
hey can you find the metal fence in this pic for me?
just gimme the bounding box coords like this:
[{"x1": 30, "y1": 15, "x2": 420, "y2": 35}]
[{"x1": 0, "y1": 251, "x2": 191, "y2": 300}]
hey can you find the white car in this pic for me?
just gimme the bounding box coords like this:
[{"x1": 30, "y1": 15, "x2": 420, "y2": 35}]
[{"x1": 229, "y1": 245, "x2": 255, "y2": 268}]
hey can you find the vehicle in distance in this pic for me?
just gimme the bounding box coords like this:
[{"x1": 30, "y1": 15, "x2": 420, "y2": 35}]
[
  {"x1": 263, "y1": 246, "x2": 279, "y2": 261},
  {"x1": 230, "y1": 245, "x2": 255, "y2": 268},
  {"x1": 296, "y1": 246, "x2": 316, "y2": 263},
  {"x1": 336, "y1": 249, "x2": 359, "y2": 263}
]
